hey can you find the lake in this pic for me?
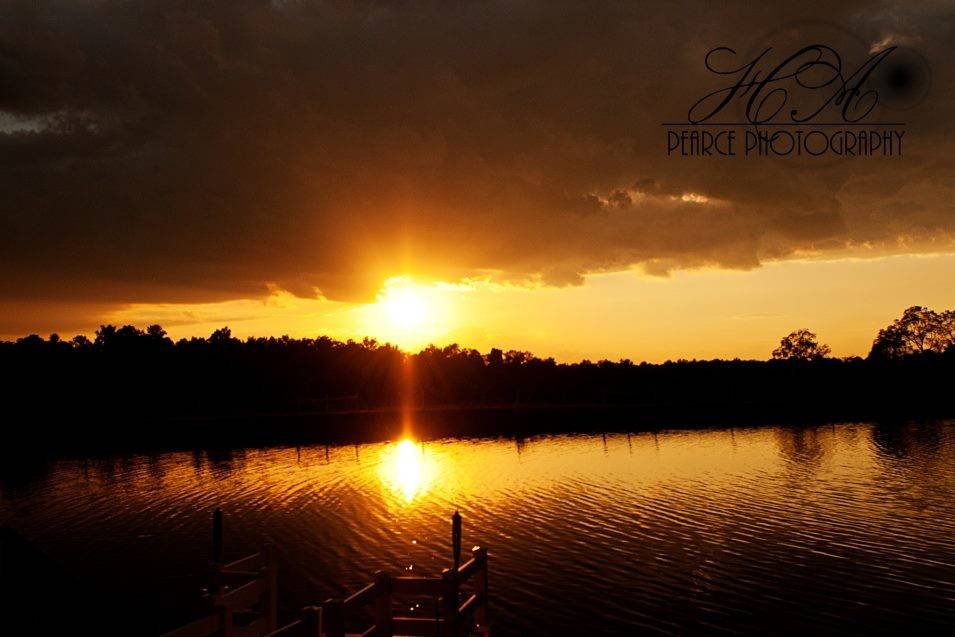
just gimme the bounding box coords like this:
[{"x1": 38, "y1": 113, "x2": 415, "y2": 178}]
[{"x1": 2, "y1": 421, "x2": 954, "y2": 635}]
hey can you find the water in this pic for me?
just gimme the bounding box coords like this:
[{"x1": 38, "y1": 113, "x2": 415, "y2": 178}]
[{"x1": 2, "y1": 421, "x2": 954, "y2": 635}]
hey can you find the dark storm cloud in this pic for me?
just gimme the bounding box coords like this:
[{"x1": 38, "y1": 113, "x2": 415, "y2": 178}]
[{"x1": 1, "y1": 0, "x2": 953, "y2": 321}]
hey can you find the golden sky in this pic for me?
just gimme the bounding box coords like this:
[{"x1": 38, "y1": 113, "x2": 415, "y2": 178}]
[
  {"x1": 1, "y1": 2, "x2": 953, "y2": 359},
  {"x1": 96, "y1": 253, "x2": 955, "y2": 362}
]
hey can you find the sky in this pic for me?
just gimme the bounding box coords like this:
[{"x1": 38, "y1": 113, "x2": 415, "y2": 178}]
[{"x1": 1, "y1": 1, "x2": 953, "y2": 361}]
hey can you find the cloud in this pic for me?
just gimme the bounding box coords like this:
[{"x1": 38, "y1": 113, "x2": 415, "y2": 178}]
[{"x1": 1, "y1": 0, "x2": 953, "y2": 331}]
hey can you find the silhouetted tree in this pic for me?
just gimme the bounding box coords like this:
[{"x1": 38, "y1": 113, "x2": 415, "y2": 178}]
[
  {"x1": 938, "y1": 310, "x2": 955, "y2": 349},
  {"x1": 870, "y1": 306, "x2": 955, "y2": 358},
  {"x1": 209, "y1": 327, "x2": 236, "y2": 345},
  {"x1": 772, "y1": 329, "x2": 831, "y2": 360},
  {"x1": 1, "y1": 306, "x2": 953, "y2": 445},
  {"x1": 70, "y1": 335, "x2": 92, "y2": 350},
  {"x1": 94, "y1": 324, "x2": 117, "y2": 348}
]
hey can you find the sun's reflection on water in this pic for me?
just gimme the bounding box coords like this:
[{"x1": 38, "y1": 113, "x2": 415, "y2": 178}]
[{"x1": 378, "y1": 439, "x2": 439, "y2": 504}]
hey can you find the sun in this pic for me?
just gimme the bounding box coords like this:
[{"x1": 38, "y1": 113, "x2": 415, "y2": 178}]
[
  {"x1": 361, "y1": 277, "x2": 454, "y2": 350},
  {"x1": 382, "y1": 285, "x2": 428, "y2": 329}
]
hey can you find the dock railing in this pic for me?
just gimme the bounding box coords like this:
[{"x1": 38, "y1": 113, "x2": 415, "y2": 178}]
[
  {"x1": 161, "y1": 527, "x2": 278, "y2": 637},
  {"x1": 163, "y1": 509, "x2": 489, "y2": 637},
  {"x1": 313, "y1": 544, "x2": 489, "y2": 637}
]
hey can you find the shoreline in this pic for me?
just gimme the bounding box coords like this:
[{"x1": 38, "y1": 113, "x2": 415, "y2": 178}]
[{"x1": 7, "y1": 402, "x2": 952, "y2": 459}]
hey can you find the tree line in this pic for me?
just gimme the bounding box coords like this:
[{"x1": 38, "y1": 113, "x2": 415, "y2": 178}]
[
  {"x1": 771, "y1": 306, "x2": 954, "y2": 361},
  {"x1": 1, "y1": 306, "x2": 952, "y2": 433}
]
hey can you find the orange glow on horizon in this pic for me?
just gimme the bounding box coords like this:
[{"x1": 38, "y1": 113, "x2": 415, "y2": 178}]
[
  {"x1": 90, "y1": 253, "x2": 955, "y2": 363},
  {"x1": 360, "y1": 277, "x2": 456, "y2": 351}
]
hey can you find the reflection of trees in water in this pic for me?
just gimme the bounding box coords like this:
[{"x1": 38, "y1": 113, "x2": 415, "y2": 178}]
[
  {"x1": 774, "y1": 426, "x2": 831, "y2": 472},
  {"x1": 206, "y1": 448, "x2": 245, "y2": 479},
  {"x1": 514, "y1": 436, "x2": 526, "y2": 457},
  {"x1": 186, "y1": 448, "x2": 248, "y2": 479},
  {"x1": 869, "y1": 422, "x2": 954, "y2": 507},
  {"x1": 775, "y1": 422, "x2": 949, "y2": 477},
  {"x1": 191, "y1": 449, "x2": 203, "y2": 475},
  {"x1": 91, "y1": 458, "x2": 119, "y2": 485},
  {"x1": 870, "y1": 421, "x2": 943, "y2": 460},
  {"x1": 145, "y1": 453, "x2": 165, "y2": 481},
  {"x1": 88, "y1": 454, "x2": 169, "y2": 484}
]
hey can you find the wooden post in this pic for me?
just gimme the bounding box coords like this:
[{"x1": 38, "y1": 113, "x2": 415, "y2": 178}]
[
  {"x1": 374, "y1": 571, "x2": 393, "y2": 637},
  {"x1": 302, "y1": 606, "x2": 323, "y2": 637},
  {"x1": 261, "y1": 542, "x2": 278, "y2": 631},
  {"x1": 210, "y1": 508, "x2": 225, "y2": 597},
  {"x1": 440, "y1": 568, "x2": 459, "y2": 636},
  {"x1": 322, "y1": 598, "x2": 346, "y2": 637},
  {"x1": 212, "y1": 508, "x2": 223, "y2": 564},
  {"x1": 472, "y1": 546, "x2": 488, "y2": 633},
  {"x1": 451, "y1": 511, "x2": 462, "y2": 571},
  {"x1": 217, "y1": 599, "x2": 235, "y2": 637}
]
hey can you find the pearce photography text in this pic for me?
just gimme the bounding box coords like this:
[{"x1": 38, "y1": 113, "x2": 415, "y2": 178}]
[{"x1": 665, "y1": 43, "x2": 917, "y2": 158}]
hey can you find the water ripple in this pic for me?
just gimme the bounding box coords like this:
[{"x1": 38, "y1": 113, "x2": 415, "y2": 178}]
[{"x1": 2, "y1": 422, "x2": 954, "y2": 635}]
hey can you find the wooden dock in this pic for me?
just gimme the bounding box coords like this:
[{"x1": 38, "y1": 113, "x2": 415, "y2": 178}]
[{"x1": 162, "y1": 510, "x2": 489, "y2": 637}]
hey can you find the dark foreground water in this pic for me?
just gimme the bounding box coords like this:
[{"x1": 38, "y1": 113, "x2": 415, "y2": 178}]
[{"x1": 2, "y1": 421, "x2": 954, "y2": 635}]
